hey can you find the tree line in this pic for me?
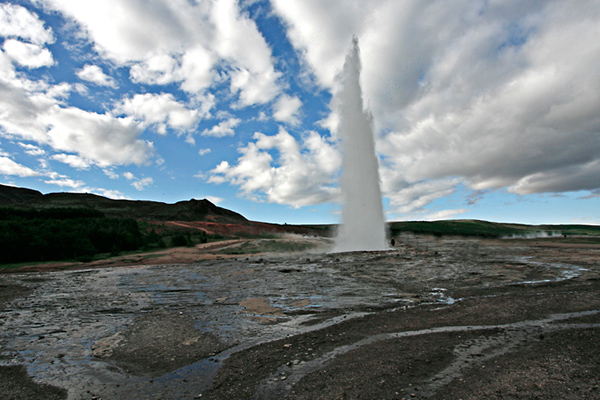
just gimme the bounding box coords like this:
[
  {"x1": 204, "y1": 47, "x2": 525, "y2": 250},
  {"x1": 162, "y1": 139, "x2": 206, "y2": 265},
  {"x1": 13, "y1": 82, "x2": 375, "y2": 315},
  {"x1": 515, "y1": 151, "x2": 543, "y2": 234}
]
[
  {"x1": 0, "y1": 207, "x2": 144, "y2": 264},
  {"x1": 0, "y1": 207, "x2": 221, "y2": 265}
]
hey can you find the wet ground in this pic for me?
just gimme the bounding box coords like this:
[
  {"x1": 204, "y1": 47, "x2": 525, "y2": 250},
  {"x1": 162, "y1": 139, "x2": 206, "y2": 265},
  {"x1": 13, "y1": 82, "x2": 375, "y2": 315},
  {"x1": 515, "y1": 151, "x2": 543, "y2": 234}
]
[{"x1": 0, "y1": 234, "x2": 599, "y2": 399}]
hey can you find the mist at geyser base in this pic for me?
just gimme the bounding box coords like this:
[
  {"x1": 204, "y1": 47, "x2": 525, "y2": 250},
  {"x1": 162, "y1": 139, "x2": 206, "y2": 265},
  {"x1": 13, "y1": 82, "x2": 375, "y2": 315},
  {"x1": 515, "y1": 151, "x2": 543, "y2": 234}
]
[{"x1": 333, "y1": 37, "x2": 387, "y2": 252}]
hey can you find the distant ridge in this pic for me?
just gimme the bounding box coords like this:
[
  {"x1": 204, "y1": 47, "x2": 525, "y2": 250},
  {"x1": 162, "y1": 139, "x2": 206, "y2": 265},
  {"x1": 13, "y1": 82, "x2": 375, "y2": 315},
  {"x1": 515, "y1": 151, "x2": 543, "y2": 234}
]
[
  {"x1": 0, "y1": 184, "x2": 247, "y2": 223},
  {"x1": 0, "y1": 184, "x2": 43, "y2": 205}
]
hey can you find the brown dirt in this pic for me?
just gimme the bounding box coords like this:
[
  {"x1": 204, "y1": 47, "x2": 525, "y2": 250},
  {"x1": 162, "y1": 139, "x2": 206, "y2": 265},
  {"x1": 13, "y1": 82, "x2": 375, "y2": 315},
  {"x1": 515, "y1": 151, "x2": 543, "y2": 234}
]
[
  {"x1": 92, "y1": 311, "x2": 226, "y2": 376},
  {"x1": 150, "y1": 220, "x2": 324, "y2": 238},
  {"x1": 1, "y1": 234, "x2": 331, "y2": 274},
  {"x1": 0, "y1": 239, "x2": 249, "y2": 274},
  {"x1": 0, "y1": 365, "x2": 67, "y2": 400},
  {"x1": 0, "y1": 284, "x2": 31, "y2": 309},
  {"x1": 239, "y1": 298, "x2": 283, "y2": 315}
]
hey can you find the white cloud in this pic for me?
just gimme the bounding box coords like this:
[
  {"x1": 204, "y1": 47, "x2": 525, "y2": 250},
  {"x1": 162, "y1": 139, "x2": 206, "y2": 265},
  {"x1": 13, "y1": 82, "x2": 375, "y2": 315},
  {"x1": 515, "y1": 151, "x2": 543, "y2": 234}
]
[
  {"x1": 209, "y1": 128, "x2": 340, "y2": 207},
  {"x1": 73, "y1": 83, "x2": 88, "y2": 96},
  {"x1": 129, "y1": 53, "x2": 184, "y2": 86},
  {"x1": 0, "y1": 156, "x2": 40, "y2": 177},
  {"x1": 76, "y1": 64, "x2": 117, "y2": 87},
  {"x1": 271, "y1": 0, "x2": 366, "y2": 88},
  {"x1": 129, "y1": 48, "x2": 216, "y2": 93},
  {"x1": 18, "y1": 143, "x2": 45, "y2": 156},
  {"x1": 178, "y1": 46, "x2": 216, "y2": 93},
  {"x1": 96, "y1": 188, "x2": 128, "y2": 199},
  {"x1": 2, "y1": 39, "x2": 54, "y2": 68},
  {"x1": 121, "y1": 171, "x2": 153, "y2": 191},
  {"x1": 43, "y1": 0, "x2": 281, "y2": 104},
  {"x1": 45, "y1": 82, "x2": 71, "y2": 100},
  {"x1": 43, "y1": 107, "x2": 154, "y2": 166},
  {"x1": 132, "y1": 176, "x2": 153, "y2": 191},
  {"x1": 44, "y1": 178, "x2": 84, "y2": 188},
  {"x1": 424, "y1": 209, "x2": 469, "y2": 221},
  {"x1": 201, "y1": 117, "x2": 241, "y2": 137},
  {"x1": 381, "y1": 176, "x2": 460, "y2": 217},
  {"x1": 211, "y1": 0, "x2": 281, "y2": 106},
  {"x1": 51, "y1": 153, "x2": 91, "y2": 170},
  {"x1": 0, "y1": 50, "x2": 15, "y2": 81},
  {"x1": 229, "y1": 67, "x2": 280, "y2": 107},
  {"x1": 198, "y1": 148, "x2": 211, "y2": 156},
  {"x1": 116, "y1": 93, "x2": 205, "y2": 134},
  {"x1": 103, "y1": 168, "x2": 119, "y2": 179},
  {"x1": 205, "y1": 195, "x2": 223, "y2": 205},
  {"x1": 0, "y1": 3, "x2": 54, "y2": 45},
  {"x1": 273, "y1": 94, "x2": 302, "y2": 125},
  {"x1": 0, "y1": 68, "x2": 155, "y2": 167},
  {"x1": 509, "y1": 161, "x2": 600, "y2": 195}
]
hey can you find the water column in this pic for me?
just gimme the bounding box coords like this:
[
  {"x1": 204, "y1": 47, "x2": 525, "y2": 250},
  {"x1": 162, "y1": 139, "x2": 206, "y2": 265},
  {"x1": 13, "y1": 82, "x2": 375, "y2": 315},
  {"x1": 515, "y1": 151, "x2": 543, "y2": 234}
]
[{"x1": 334, "y1": 37, "x2": 387, "y2": 252}]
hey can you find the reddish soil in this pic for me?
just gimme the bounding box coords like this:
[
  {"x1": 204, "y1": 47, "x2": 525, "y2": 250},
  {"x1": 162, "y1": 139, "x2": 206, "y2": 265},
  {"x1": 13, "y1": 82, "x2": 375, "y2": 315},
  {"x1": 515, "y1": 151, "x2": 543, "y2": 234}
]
[{"x1": 149, "y1": 220, "x2": 324, "y2": 237}]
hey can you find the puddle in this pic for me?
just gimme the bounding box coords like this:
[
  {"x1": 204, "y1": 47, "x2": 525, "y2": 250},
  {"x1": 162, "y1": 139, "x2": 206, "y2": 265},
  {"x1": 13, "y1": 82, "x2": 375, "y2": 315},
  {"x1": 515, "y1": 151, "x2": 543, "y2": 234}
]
[
  {"x1": 512, "y1": 257, "x2": 590, "y2": 285},
  {"x1": 430, "y1": 287, "x2": 458, "y2": 305}
]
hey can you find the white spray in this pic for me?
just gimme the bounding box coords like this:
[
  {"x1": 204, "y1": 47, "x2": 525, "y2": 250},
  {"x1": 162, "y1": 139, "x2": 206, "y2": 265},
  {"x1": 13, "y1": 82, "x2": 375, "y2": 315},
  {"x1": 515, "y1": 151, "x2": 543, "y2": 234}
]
[{"x1": 334, "y1": 37, "x2": 387, "y2": 252}]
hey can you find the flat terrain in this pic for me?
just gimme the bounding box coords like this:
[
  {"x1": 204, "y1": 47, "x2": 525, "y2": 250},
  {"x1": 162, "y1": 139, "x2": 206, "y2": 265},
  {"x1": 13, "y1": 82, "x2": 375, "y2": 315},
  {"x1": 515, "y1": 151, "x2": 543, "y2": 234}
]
[{"x1": 1, "y1": 235, "x2": 599, "y2": 399}]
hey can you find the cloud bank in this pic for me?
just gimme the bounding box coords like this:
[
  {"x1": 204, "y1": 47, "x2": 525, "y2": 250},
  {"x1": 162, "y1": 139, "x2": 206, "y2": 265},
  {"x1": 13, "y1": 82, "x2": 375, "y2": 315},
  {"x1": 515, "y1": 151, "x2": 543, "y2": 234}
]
[{"x1": 271, "y1": 0, "x2": 600, "y2": 217}]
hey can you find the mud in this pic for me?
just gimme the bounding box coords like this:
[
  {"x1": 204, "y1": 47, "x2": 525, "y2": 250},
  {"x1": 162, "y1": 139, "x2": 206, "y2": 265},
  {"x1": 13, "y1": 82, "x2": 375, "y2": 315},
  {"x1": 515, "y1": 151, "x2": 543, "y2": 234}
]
[
  {"x1": 92, "y1": 311, "x2": 227, "y2": 376},
  {"x1": 0, "y1": 235, "x2": 599, "y2": 399}
]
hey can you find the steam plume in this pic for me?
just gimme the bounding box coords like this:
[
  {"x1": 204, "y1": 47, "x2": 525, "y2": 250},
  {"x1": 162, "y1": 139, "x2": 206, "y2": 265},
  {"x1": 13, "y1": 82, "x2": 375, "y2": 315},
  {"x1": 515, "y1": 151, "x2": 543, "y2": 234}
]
[{"x1": 334, "y1": 37, "x2": 387, "y2": 252}]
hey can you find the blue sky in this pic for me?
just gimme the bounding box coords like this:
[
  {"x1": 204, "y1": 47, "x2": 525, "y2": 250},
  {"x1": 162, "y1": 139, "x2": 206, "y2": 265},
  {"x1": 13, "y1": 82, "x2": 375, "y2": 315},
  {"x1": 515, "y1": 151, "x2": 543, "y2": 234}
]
[{"x1": 0, "y1": 0, "x2": 599, "y2": 225}]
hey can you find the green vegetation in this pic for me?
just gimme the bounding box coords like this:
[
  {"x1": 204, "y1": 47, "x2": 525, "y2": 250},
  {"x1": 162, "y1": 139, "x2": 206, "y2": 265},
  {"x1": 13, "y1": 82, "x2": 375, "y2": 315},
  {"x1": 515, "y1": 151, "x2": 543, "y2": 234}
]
[
  {"x1": 388, "y1": 220, "x2": 525, "y2": 238},
  {"x1": 388, "y1": 220, "x2": 600, "y2": 239},
  {"x1": 0, "y1": 207, "x2": 143, "y2": 264},
  {"x1": 0, "y1": 207, "x2": 220, "y2": 265},
  {"x1": 538, "y1": 224, "x2": 600, "y2": 236},
  {"x1": 295, "y1": 224, "x2": 334, "y2": 237},
  {"x1": 169, "y1": 231, "x2": 208, "y2": 247}
]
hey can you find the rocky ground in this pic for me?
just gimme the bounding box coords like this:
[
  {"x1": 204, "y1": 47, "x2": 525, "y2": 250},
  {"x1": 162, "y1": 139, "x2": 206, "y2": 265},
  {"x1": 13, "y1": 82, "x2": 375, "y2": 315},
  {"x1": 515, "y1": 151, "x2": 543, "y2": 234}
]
[{"x1": 0, "y1": 234, "x2": 599, "y2": 399}]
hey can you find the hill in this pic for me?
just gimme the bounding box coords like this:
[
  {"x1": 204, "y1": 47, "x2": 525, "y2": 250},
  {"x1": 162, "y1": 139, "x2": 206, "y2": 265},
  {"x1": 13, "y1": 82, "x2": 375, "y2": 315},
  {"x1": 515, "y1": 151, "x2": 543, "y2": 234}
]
[
  {"x1": 388, "y1": 219, "x2": 600, "y2": 239},
  {"x1": 0, "y1": 184, "x2": 43, "y2": 204},
  {"x1": 0, "y1": 184, "x2": 330, "y2": 266},
  {"x1": 0, "y1": 184, "x2": 246, "y2": 223}
]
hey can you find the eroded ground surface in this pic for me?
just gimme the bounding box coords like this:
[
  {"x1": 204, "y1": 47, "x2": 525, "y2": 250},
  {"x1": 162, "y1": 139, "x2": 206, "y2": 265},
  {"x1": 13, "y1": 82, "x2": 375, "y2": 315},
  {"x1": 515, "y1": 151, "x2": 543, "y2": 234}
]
[{"x1": 0, "y1": 235, "x2": 599, "y2": 399}]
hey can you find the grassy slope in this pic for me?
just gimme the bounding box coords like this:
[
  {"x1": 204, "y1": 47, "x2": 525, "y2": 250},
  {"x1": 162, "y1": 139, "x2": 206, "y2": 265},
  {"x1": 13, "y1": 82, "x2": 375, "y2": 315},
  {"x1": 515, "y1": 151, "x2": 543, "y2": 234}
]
[{"x1": 387, "y1": 219, "x2": 600, "y2": 238}]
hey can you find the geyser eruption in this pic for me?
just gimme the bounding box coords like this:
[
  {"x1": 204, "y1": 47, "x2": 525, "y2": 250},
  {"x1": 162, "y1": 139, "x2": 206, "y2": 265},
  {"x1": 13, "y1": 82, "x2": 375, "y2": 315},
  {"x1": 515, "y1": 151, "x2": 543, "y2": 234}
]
[{"x1": 334, "y1": 37, "x2": 387, "y2": 252}]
